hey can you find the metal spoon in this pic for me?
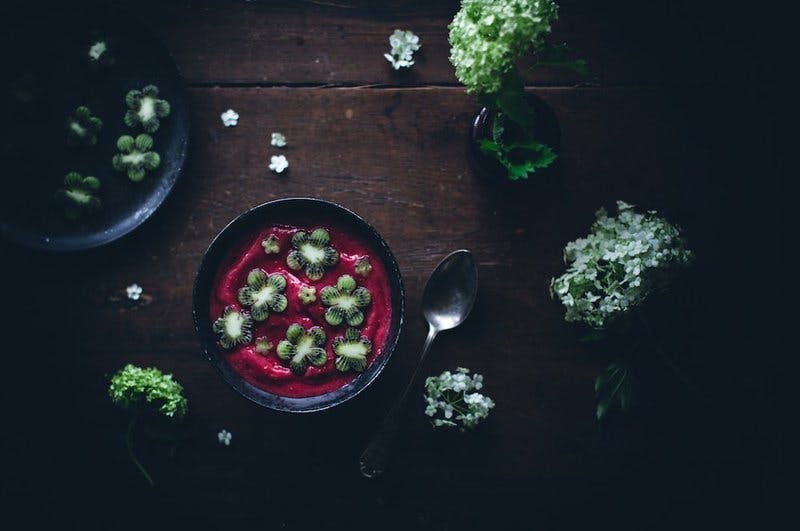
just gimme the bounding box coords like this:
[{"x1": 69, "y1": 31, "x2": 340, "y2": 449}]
[{"x1": 359, "y1": 249, "x2": 478, "y2": 478}]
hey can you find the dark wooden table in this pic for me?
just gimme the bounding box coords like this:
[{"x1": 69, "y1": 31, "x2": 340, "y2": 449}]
[{"x1": 1, "y1": 1, "x2": 784, "y2": 529}]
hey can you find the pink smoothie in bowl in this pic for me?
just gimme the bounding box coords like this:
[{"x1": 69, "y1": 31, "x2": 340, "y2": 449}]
[
  {"x1": 192, "y1": 198, "x2": 405, "y2": 413},
  {"x1": 210, "y1": 223, "x2": 393, "y2": 397}
]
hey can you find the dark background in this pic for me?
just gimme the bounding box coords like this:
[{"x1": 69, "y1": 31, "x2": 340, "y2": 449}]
[{"x1": 0, "y1": 1, "x2": 785, "y2": 529}]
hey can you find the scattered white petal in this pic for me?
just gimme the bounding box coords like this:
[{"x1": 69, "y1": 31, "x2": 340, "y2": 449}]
[
  {"x1": 221, "y1": 109, "x2": 239, "y2": 127},
  {"x1": 385, "y1": 29, "x2": 420, "y2": 70},
  {"x1": 269, "y1": 154, "x2": 289, "y2": 173},
  {"x1": 271, "y1": 132, "x2": 287, "y2": 148},
  {"x1": 217, "y1": 429, "x2": 232, "y2": 446},
  {"x1": 126, "y1": 283, "x2": 143, "y2": 301}
]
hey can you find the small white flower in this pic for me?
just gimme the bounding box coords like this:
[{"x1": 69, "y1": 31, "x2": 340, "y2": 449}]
[
  {"x1": 217, "y1": 429, "x2": 232, "y2": 446},
  {"x1": 220, "y1": 109, "x2": 239, "y2": 127},
  {"x1": 269, "y1": 154, "x2": 289, "y2": 173},
  {"x1": 126, "y1": 283, "x2": 143, "y2": 301},
  {"x1": 88, "y1": 41, "x2": 107, "y2": 61},
  {"x1": 271, "y1": 132, "x2": 287, "y2": 148},
  {"x1": 385, "y1": 29, "x2": 421, "y2": 70}
]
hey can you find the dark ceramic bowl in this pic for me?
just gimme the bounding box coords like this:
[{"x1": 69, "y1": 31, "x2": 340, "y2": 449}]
[
  {"x1": 192, "y1": 198, "x2": 405, "y2": 413},
  {"x1": 0, "y1": 1, "x2": 190, "y2": 251}
]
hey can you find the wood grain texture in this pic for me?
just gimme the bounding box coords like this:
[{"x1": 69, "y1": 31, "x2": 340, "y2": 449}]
[
  {"x1": 0, "y1": 1, "x2": 783, "y2": 529},
  {"x1": 131, "y1": 0, "x2": 776, "y2": 87}
]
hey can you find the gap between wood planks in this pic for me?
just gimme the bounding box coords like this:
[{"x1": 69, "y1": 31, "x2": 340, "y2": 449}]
[{"x1": 186, "y1": 81, "x2": 773, "y2": 90}]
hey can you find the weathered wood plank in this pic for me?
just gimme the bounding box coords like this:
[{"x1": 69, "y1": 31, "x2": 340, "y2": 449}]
[{"x1": 122, "y1": 0, "x2": 776, "y2": 86}]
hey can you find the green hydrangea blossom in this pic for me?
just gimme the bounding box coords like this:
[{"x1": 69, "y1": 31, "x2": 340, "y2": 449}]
[
  {"x1": 109, "y1": 364, "x2": 188, "y2": 418},
  {"x1": 550, "y1": 201, "x2": 694, "y2": 329},
  {"x1": 448, "y1": 0, "x2": 559, "y2": 95}
]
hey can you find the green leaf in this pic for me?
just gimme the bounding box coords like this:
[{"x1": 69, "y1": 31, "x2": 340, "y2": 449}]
[
  {"x1": 594, "y1": 359, "x2": 633, "y2": 421},
  {"x1": 477, "y1": 139, "x2": 502, "y2": 156},
  {"x1": 496, "y1": 87, "x2": 536, "y2": 135}
]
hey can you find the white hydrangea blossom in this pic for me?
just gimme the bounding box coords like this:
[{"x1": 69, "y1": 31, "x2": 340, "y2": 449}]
[
  {"x1": 551, "y1": 201, "x2": 693, "y2": 329},
  {"x1": 270, "y1": 132, "x2": 287, "y2": 148},
  {"x1": 220, "y1": 109, "x2": 239, "y2": 127},
  {"x1": 269, "y1": 154, "x2": 288, "y2": 173},
  {"x1": 126, "y1": 283, "x2": 143, "y2": 301},
  {"x1": 217, "y1": 429, "x2": 232, "y2": 446},
  {"x1": 448, "y1": 0, "x2": 559, "y2": 94},
  {"x1": 424, "y1": 367, "x2": 494, "y2": 430},
  {"x1": 384, "y1": 29, "x2": 421, "y2": 70}
]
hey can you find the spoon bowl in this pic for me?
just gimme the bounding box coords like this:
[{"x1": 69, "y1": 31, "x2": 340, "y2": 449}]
[{"x1": 423, "y1": 250, "x2": 478, "y2": 332}]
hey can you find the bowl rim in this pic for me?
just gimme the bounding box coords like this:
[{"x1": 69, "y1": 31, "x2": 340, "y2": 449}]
[{"x1": 192, "y1": 197, "x2": 405, "y2": 413}]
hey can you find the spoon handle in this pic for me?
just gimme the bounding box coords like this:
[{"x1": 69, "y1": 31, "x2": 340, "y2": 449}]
[{"x1": 359, "y1": 325, "x2": 438, "y2": 478}]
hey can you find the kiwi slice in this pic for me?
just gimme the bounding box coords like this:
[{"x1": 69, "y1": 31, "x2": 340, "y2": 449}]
[
  {"x1": 124, "y1": 85, "x2": 171, "y2": 133},
  {"x1": 255, "y1": 337, "x2": 273, "y2": 354},
  {"x1": 55, "y1": 171, "x2": 101, "y2": 220},
  {"x1": 298, "y1": 285, "x2": 317, "y2": 305},
  {"x1": 261, "y1": 234, "x2": 280, "y2": 254},
  {"x1": 66, "y1": 106, "x2": 103, "y2": 147},
  {"x1": 320, "y1": 274, "x2": 372, "y2": 327},
  {"x1": 355, "y1": 257, "x2": 372, "y2": 277},
  {"x1": 237, "y1": 269, "x2": 288, "y2": 321},
  {"x1": 286, "y1": 228, "x2": 339, "y2": 281},
  {"x1": 333, "y1": 328, "x2": 372, "y2": 372},
  {"x1": 276, "y1": 324, "x2": 328, "y2": 375},
  {"x1": 212, "y1": 306, "x2": 253, "y2": 349}
]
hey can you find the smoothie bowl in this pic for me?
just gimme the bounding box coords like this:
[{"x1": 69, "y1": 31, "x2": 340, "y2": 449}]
[{"x1": 193, "y1": 198, "x2": 404, "y2": 412}]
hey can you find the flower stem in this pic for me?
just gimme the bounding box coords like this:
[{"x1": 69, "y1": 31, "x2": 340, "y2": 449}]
[{"x1": 125, "y1": 414, "x2": 154, "y2": 486}]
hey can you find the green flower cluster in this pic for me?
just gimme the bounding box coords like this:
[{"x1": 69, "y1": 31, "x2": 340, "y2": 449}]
[
  {"x1": 448, "y1": 0, "x2": 559, "y2": 94},
  {"x1": 109, "y1": 364, "x2": 188, "y2": 418},
  {"x1": 550, "y1": 201, "x2": 694, "y2": 329}
]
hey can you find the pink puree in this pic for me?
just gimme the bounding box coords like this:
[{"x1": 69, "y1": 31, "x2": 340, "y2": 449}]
[{"x1": 209, "y1": 223, "x2": 393, "y2": 398}]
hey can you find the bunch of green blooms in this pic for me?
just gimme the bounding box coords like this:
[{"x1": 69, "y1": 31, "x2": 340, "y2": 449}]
[
  {"x1": 550, "y1": 201, "x2": 693, "y2": 329},
  {"x1": 424, "y1": 368, "x2": 495, "y2": 431},
  {"x1": 449, "y1": 0, "x2": 559, "y2": 95},
  {"x1": 109, "y1": 364, "x2": 188, "y2": 485},
  {"x1": 449, "y1": 0, "x2": 584, "y2": 181},
  {"x1": 109, "y1": 364, "x2": 188, "y2": 418}
]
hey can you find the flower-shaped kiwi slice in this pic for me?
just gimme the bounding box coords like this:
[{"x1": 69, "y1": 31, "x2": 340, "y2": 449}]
[
  {"x1": 212, "y1": 306, "x2": 253, "y2": 349},
  {"x1": 55, "y1": 171, "x2": 101, "y2": 220},
  {"x1": 124, "y1": 84, "x2": 171, "y2": 133},
  {"x1": 286, "y1": 228, "x2": 339, "y2": 281},
  {"x1": 333, "y1": 328, "x2": 373, "y2": 373},
  {"x1": 321, "y1": 274, "x2": 372, "y2": 327},
  {"x1": 112, "y1": 134, "x2": 160, "y2": 182},
  {"x1": 66, "y1": 106, "x2": 103, "y2": 146},
  {"x1": 237, "y1": 269, "x2": 288, "y2": 321},
  {"x1": 276, "y1": 324, "x2": 328, "y2": 375}
]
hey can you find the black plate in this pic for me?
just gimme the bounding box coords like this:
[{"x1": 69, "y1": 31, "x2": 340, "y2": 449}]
[
  {"x1": 193, "y1": 198, "x2": 406, "y2": 413},
  {"x1": 0, "y1": 1, "x2": 189, "y2": 251}
]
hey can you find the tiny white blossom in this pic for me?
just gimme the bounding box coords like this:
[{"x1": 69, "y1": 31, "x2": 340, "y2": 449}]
[
  {"x1": 217, "y1": 429, "x2": 232, "y2": 446},
  {"x1": 271, "y1": 132, "x2": 287, "y2": 148},
  {"x1": 126, "y1": 283, "x2": 143, "y2": 301},
  {"x1": 385, "y1": 29, "x2": 421, "y2": 70},
  {"x1": 220, "y1": 109, "x2": 239, "y2": 127},
  {"x1": 88, "y1": 41, "x2": 107, "y2": 61},
  {"x1": 269, "y1": 155, "x2": 289, "y2": 173}
]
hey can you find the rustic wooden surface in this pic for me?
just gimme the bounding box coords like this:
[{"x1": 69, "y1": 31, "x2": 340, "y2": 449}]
[{"x1": 0, "y1": 1, "x2": 783, "y2": 529}]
